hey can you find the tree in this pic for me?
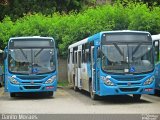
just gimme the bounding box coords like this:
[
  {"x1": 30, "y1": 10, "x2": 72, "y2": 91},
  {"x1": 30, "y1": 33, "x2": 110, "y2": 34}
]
[{"x1": 0, "y1": 0, "x2": 95, "y2": 21}]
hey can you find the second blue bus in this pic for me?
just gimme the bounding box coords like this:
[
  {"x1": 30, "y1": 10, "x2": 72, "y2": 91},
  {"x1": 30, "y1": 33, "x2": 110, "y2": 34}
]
[{"x1": 68, "y1": 30, "x2": 156, "y2": 100}]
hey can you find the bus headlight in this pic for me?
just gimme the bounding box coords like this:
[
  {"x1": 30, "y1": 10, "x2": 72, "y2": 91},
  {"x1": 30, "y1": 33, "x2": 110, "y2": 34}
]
[
  {"x1": 8, "y1": 76, "x2": 19, "y2": 84},
  {"x1": 144, "y1": 76, "x2": 154, "y2": 85},
  {"x1": 45, "y1": 76, "x2": 56, "y2": 84},
  {"x1": 101, "y1": 76, "x2": 114, "y2": 86}
]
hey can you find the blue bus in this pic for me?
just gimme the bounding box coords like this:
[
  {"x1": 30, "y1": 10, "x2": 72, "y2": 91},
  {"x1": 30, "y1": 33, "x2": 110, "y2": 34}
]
[
  {"x1": 152, "y1": 34, "x2": 160, "y2": 92},
  {"x1": 68, "y1": 30, "x2": 156, "y2": 100},
  {"x1": 3, "y1": 36, "x2": 58, "y2": 97},
  {"x1": 0, "y1": 50, "x2": 3, "y2": 87}
]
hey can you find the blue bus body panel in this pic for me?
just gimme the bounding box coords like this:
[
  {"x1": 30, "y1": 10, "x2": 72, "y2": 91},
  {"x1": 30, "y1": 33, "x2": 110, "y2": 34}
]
[
  {"x1": 88, "y1": 33, "x2": 101, "y2": 43},
  {"x1": 87, "y1": 31, "x2": 155, "y2": 96},
  {"x1": 98, "y1": 70, "x2": 155, "y2": 96},
  {"x1": 6, "y1": 72, "x2": 57, "y2": 93},
  {"x1": 155, "y1": 63, "x2": 160, "y2": 90}
]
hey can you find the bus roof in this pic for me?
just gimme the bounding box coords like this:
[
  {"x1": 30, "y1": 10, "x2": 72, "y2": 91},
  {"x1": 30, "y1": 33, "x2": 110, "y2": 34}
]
[
  {"x1": 8, "y1": 36, "x2": 55, "y2": 49},
  {"x1": 100, "y1": 30, "x2": 150, "y2": 34},
  {"x1": 68, "y1": 38, "x2": 88, "y2": 49},
  {"x1": 9, "y1": 36, "x2": 54, "y2": 40},
  {"x1": 68, "y1": 30, "x2": 150, "y2": 49},
  {"x1": 152, "y1": 34, "x2": 160, "y2": 41}
]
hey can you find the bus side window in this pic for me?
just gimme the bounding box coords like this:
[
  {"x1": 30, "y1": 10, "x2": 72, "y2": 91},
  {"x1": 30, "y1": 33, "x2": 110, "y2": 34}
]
[
  {"x1": 78, "y1": 51, "x2": 82, "y2": 68},
  {"x1": 89, "y1": 41, "x2": 94, "y2": 62},
  {"x1": 73, "y1": 47, "x2": 78, "y2": 64},
  {"x1": 70, "y1": 52, "x2": 72, "y2": 64},
  {"x1": 68, "y1": 49, "x2": 70, "y2": 63},
  {"x1": 75, "y1": 52, "x2": 77, "y2": 64},
  {"x1": 82, "y1": 45, "x2": 85, "y2": 63},
  {"x1": 85, "y1": 49, "x2": 89, "y2": 63},
  {"x1": 72, "y1": 51, "x2": 74, "y2": 64}
]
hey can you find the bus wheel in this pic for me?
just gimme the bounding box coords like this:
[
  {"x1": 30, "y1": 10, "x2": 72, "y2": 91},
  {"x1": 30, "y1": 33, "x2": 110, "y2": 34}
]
[
  {"x1": 133, "y1": 94, "x2": 141, "y2": 101},
  {"x1": 48, "y1": 91, "x2": 54, "y2": 97},
  {"x1": 89, "y1": 84, "x2": 98, "y2": 100},
  {"x1": 73, "y1": 75, "x2": 78, "y2": 91},
  {"x1": 155, "y1": 89, "x2": 160, "y2": 95},
  {"x1": 73, "y1": 86, "x2": 78, "y2": 91},
  {"x1": 10, "y1": 93, "x2": 16, "y2": 97}
]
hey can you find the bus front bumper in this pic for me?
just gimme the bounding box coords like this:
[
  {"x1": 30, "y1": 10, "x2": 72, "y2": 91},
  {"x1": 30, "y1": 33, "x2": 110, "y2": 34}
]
[
  {"x1": 7, "y1": 81, "x2": 57, "y2": 93},
  {"x1": 98, "y1": 83, "x2": 155, "y2": 96}
]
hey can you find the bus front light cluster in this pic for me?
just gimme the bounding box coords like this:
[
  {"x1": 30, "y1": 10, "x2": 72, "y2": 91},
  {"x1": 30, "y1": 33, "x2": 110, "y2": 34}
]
[
  {"x1": 144, "y1": 76, "x2": 154, "y2": 85},
  {"x1": 45, "y1": 76, "x2": 56, "y2": 84},
  {"x1": 101, "y1": 76, "x2": 114, "y2": 86},
  {"x1": 8, "y1": 76, "x2": 19, "y2": 84}
]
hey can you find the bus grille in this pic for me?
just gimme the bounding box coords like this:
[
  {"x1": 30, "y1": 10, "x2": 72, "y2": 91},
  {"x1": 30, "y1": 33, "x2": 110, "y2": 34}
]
[
  {"x1": 120, "y1": 88, "x2": 139, "y2": 92},
  {"x1": 23, "y1": 86, "x2": 41, "y2": 89},
  {"x1": 22, "y1": 81, "x2": 43, "y2": 84},
  {"x1": 112, "y1": 76, "x2": 145, "y2": 81},
  {"x1": 117, "y1": 83, "x2": 141, "y2": 86},
  {"x1": 17, "y1": 76, "x2": 46, "y2": 80}
]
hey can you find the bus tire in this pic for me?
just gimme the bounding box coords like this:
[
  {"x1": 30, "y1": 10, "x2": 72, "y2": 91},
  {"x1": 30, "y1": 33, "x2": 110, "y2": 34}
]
[
  {"x1": 89, "y1": 83, "x2": 98, "y2": 100},
  {"x1": 10, "y1": 93, "x2": 16, "y2": 97},
  {"x1": 155, "y1": 89, "x2": 160, "y2": 95},
  {"x1": 48, "y1": 91, "x2": 54, "y2": 97},
  {"x1": 73, "y1": 75, "x2": 78, "y2": 91},
  {"x1": 74, "y1": 86, "x2": 78, "y2": 91},
  {"x1": 133, "y1": 94, "x2": 141, "y2": 101}
]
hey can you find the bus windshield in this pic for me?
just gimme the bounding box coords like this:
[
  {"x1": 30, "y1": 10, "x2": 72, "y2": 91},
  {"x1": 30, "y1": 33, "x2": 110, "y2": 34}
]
[
  {"x1": 101, "y1": 34, "x2": 154, "y2": 74},
  {"x1": 8, "y1": 48, "x2": 56, "y2": 74}
]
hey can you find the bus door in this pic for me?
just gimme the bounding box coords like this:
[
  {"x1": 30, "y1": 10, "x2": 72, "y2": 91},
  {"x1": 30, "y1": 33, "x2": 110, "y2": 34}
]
[
  {"x1": 74, "y1": 51, "x2": 78, "y2": 87},
  {"x1": 91, "y1": 46, "x2": 96, "y2": 92},
  {"x1": 77, "y1": 50, "x2": 82, "y2": 89}
]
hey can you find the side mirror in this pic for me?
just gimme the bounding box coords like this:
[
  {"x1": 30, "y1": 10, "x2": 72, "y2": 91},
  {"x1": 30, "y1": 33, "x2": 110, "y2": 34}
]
[
  {"x1": 153, "y1": 40, "x2": 159, "y2": 62},
  {"x1": 97, "y1": 47, "x2": 101, "y2": 58},
  {"x1": 56, "y1": 48, "x2": 59, "y2": 57},
  {"x1": 0, "y1": 50, "x2": 5, "y2": 61}
]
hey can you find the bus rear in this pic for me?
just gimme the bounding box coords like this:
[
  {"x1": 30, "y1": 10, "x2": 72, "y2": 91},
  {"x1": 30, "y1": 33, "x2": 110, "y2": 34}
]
[{"x1": 4, "y1": 36, "x2": 58, "y2": 97}]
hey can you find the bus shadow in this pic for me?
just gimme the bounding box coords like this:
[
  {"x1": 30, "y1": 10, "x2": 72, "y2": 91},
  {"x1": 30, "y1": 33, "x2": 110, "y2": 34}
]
[
  {"x1": 154, "y1": 90, "x2": 160, "y2": 97},
  {"x1": 75, "y1": 88, "x2": 152, "y2": 104},
  {"x1": 9, "y1": 92, "x2": 54, "y2": 100},
  {"x1": 97, "y1": 95, "x2": 151, "y2": 104}
]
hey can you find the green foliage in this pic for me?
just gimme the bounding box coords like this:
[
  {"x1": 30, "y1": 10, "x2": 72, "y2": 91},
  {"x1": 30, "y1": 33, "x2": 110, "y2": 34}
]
[
  {"x1": 0, "y1": 0, "x2": 95, "y2": 21},
  {"x1": 58, "y1": 80, "x2": 69, "y2": 87},
  {"x1": 0, "y1": 2, "x2": 160, "y2": 57}
]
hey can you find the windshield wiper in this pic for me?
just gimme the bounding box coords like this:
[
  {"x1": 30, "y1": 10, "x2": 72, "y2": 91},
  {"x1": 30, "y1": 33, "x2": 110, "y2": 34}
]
[
  {"x1": 19, "y1": 49, "x2": 28, "y2": 61},
  {"x1": 113, "y1": 43, "x2": 124, "y2": 57},
  {"x1": 132, "y1": 42, "x2": 142, "y2": 55},
  {"x1": 34, "y1": 49, "x2": 44, "y2": 57}
]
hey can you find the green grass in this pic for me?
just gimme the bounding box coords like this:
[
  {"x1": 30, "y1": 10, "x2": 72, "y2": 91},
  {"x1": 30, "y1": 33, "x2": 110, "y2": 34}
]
[{"x1": 58, "y1": 80, "x2": 69, "y2": 87}]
